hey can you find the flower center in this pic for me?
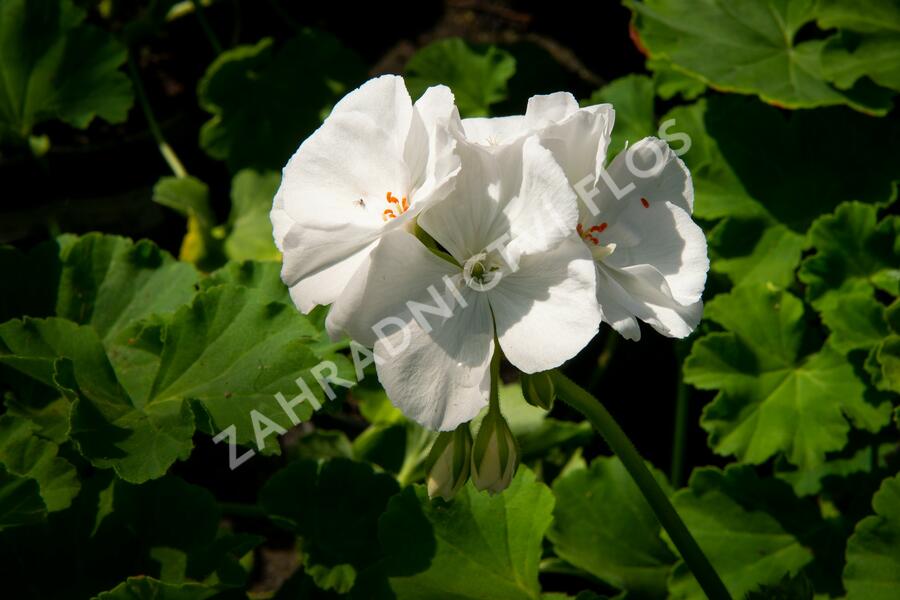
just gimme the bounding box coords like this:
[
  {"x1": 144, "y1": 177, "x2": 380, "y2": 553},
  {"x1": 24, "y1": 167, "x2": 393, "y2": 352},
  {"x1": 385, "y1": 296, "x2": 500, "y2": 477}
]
[
  {"x1": 577, "y1": 222, "x2": 607, "y2": 245},
  {"x1": 382, "y1": 191, "x2": 410, "y2": 222},
  {"x1": 462, "y1": 251, "x2": 503, "y2": 291}
]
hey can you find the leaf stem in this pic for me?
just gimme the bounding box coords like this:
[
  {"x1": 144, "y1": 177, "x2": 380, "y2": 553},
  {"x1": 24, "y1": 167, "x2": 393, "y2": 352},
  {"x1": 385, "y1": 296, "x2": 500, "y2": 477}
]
[
  {"x1": 670, "y1": 365, "x2": 689, "y2": 488},
  {"x1": 127, "y1": 54, "x2": 188, "y2": 178},
  {"x1": 550, "y1": 370, "x2": 732, "y2": 600},
  {"x1": 191, "y1": 0, "x2": 224, "y2": 54}
]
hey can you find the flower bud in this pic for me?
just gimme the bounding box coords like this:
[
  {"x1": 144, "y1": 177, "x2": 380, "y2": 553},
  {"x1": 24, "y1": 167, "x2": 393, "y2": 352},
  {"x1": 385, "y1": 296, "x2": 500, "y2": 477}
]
[
  {"x1": 521, "y1": 371, "x2": 555, "y2": 411},
  {"x1": 425, "y1": 425, "x2": 473, "y2": 501},
  {"x1": 471, "y1": 409, "x2": 518, "y2": 494}
]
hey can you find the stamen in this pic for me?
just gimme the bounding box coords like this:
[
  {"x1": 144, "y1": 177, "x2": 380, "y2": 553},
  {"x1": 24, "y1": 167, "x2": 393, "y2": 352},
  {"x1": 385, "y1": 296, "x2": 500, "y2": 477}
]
[
  {"x1": 382, "y1": 209, "x2": 396, "y2": 221},
  {"x1": 401, "y1": 196, "x2": 409, "y2": 212},
  {"x1": 641, "y1": 197, "x2": 650, "y2": 208}
]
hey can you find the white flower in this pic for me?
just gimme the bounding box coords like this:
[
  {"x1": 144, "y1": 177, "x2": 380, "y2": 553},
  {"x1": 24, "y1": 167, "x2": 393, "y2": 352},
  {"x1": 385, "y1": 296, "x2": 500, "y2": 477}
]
[
  {"x1": 465, "y1": 92, "x2": 708, "y2": 340},
  {"x1": 574, "y1": 136, "x2": 708, "y2": 341},
  {"x1": 326, "y1": 136, "x2": 601, "y2": 431},
  {"x1": 270, "y1": 75, "x2": 461, "y2": 312}
]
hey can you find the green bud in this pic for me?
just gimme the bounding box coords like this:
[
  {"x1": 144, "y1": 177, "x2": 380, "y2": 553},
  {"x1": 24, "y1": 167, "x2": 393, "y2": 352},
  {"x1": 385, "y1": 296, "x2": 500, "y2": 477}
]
[
  {"x1": 471, "y1": 409, "x2": 518, "y2": 494},
  {"x1": 521, "y1": 371, "x2": 555, "y2": 411},
  {"x1": 425, "y1": 425, "x2": 473, "y2": 501}
]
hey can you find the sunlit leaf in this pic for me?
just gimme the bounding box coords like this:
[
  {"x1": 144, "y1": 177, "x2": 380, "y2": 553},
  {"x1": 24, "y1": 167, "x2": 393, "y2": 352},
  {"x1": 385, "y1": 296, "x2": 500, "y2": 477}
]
[
  {"x1": 819, "y1": 0, "x2": 900, "y2": 92},
  {"x1": 224, "y1": 170, "x2": 281, "y2": 262},
  {"x1": 799, "y1": 202, "x2": 900, "y2": 311},
  {"x1": 0, "y1": 415, "x2": 79, "y2": 512},
  {"x1": 667, "y1": 466, "x2": 814, "y2": 600},
  {"x1": 684, "y1": 284, "x2": 891, "y2": 468},
  {"x1": 626, "y1": 0, "x2": 893, "y2": 114},
  {"x1": 583, "y1": 74, "x2": 655, "y2": 157},
  {"x1": 406, "y1": 37, "x2": 516, "y2": 118}
]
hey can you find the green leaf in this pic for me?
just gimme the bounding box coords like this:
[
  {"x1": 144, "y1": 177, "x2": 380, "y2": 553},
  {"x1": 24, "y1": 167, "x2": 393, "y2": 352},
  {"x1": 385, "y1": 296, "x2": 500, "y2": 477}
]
[
  {"x1": 844, "y1": 473, "x2": 900, "y2": 598},
  {"x1": 405, "y1": 37, "x2": 516, "y2": 118},
  {"x1": 0, "y1": 0, "x2": 133, "y2": 142},
  {"x1": 819, "y1": 0, "x2": 900, "y2": 92},
  {"x1": 547, "y1": 456, "x2": 676, "y2": 596},
  {"x1": 626, "y1": 0, "x2": 892, "y2": 114},
  {"x1": 388, "y1": 467, "x2": 553, "y2": 600},
  {"x1": 92, "y1": 576, "x2": 220, "y2": 600},
  {"x1": 707, "y1": 218, "x2": 805, "y2": 288},
  {"x1": 799, "y1": 202, "x2": 900, "y2": 311},
  {"x1": 198, "y1": 32, "x2": 366, "y2": 171},
  {"x1": 685, "y1": 95, "x2": 900, "y2": 232},
  {"x1": 583, "y1": 75, "x2": 656, "y2": 157},
  {"x1": 667, "y1": 467, "x2": 813, "y2": 600},
  {"x1": 151, "y1": 177, "x2": 218, "y2": 267},
  {"x1": 56, "y1": 233, "x2": 200, "y2": 344},
  {"x1": 647, "y1": 58, "x2": 707, "y2": 100},
  {"x1": 820, "y1": 293, "x2": 890, "y2": 354},
  {"x1": 0, "y1": 463, "x2": 45, "y2": 530},
  {"x1": 0, "y1": 415, "x2": 79, "y2": 512},
  {"x1": 660, "y1": 100, "x2": 763, "y2": 222},
  {"x1": 261, "y1": 458, "x2": 399, "y2": 568},
  {"x1": 224, "y1": 169, "x2": 281, "y2": 262},
  {"x1": 684, "y1": 284, "x2": 891, "y2": 468},
  {"x1": 874, "y1": 335, "x2": 900, "y2": 393}
]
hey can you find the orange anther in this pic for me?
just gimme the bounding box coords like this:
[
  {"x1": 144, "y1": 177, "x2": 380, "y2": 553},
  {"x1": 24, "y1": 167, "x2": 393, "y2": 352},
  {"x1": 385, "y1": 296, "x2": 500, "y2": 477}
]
[
  {"x1": 401, "y1": 196, "x2": 409, "y2": 212},
  {"x1": 386, "y1": 192, "x2": 400, "y2": 205},
  {"x1": 382, "y1": 209, "x2": 396, "y2": 221}
]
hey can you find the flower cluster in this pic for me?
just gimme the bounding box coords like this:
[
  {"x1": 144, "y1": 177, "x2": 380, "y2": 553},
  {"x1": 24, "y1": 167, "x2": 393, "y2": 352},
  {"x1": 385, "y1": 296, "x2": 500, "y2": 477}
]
[{"x1": 272, "y1": 75, "x2": 708, "y2": 493}]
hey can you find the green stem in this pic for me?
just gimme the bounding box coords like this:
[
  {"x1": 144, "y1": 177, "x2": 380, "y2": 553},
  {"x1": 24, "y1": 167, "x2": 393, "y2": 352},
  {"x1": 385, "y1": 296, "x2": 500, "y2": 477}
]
[
  {"x1": 127, "y1": 54, "x2": 188, "y2": 178},
  {"x1": 218, "y1": 501, "x2": 266, "y2": 519},
  {"x1": 191, "y1": 0, "x2": 224, "y2": 54},
  {"x1": 316, "y1": 338, "x2": 352, "y2": 355},
  {"x1": 670, "y1": 368, "x2": 689, "y2": 488},
  {"x1": 489, "y1": 345, "x2": 501, "y2": 412},
  {"x1": 550, "y1": 370, "x2": 732, "y2": 600}
]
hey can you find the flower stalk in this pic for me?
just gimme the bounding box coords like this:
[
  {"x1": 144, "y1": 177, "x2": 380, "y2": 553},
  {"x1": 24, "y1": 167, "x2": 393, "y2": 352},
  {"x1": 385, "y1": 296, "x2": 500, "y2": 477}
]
[{"x1": 550, "y1": 370, "x2": 732, "y2": 600}]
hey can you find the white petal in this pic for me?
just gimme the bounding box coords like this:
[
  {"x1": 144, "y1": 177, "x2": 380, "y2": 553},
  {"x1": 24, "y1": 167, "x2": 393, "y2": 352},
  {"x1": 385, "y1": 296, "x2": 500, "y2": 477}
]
[
  {"x1": 277, "y1": 218, "x2": 378, "y2": 312},
  {"x1": 524, "y1": 92, "x2": 579, "y2": 128},
  {"x1": 460, "y1": 115, "x2": 527, "y2": 148},
  {"x1": 374, "y1": 290, "x2": 494, "y2": 431},
  {"x1": 328, "y1": 74, "x2": 413, "y2": 153},
  {"x1": 586, "y1": 138, "x2": 707, "y2": 305},
  {"x1": 597, "y1": 263, "x2": 703, "y2": 339},
  {"x1": 326, "y1": 230, "x2": 459, "y2": 347},
  {"x1": 404, "y1": 85, "x2": 462, "y2": 215},
  {"x1": 417, "y1": 140, "x2": 503, "y2": 262},
  {"x1": 538, "y1": 103, "x2": 615, "y2": 199},
  {"x1": 418, "y1": 136, "x2": 578, "y2": 265},
  {"x1": 490, "y1": 236, "x2": 601, "y2": 373},
  {"x1": 491, "y1": 136, "x2": 580, "y2": 261}
]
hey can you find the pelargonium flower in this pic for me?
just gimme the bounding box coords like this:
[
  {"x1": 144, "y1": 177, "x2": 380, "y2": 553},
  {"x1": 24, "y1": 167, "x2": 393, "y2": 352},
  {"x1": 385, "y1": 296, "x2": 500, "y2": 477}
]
[
  {"x1": 573, "y1": 136, "x2": 708, "y2": 340},
  {"x1": 464, "y1": 92, "x2": 707, "y2": 340},
  {"x1": 270, "y1": 75, "x2": 461, "y2": 312},
  {"x1": 326, "y1": 136, "x2": 601, "y2": 430}
]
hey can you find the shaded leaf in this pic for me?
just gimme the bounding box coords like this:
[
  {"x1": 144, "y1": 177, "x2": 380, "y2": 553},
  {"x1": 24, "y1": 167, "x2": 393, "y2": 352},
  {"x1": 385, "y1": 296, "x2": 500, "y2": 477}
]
[
  {"x1": 548, "y1": 456, "x2": 676, "y2": 596},
  {"x1": 388, "y1": 468, "x2": 553, "y2": 600},
  {"x1": 198, "y1": 32, "x2": 366, "y2": 171},
  {"x1": 0, "y1": 0, "x2": 133, "y2": 142},
  {"x1": 843, "y1": 473, "x2": 900, "y2": 598}
]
